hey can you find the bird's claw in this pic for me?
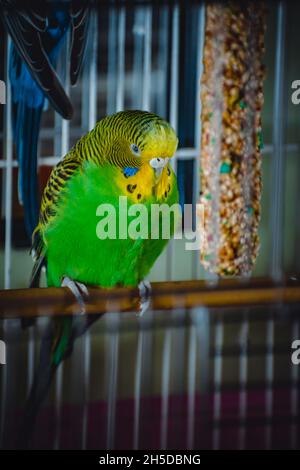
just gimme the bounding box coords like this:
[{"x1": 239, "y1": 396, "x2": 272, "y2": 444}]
[
  {"x1": 138, "y1": 280, "x2": 152, "y2": 317},
  {"x1": 61, "y1": 277, "x2": 89, "y2": 315}
]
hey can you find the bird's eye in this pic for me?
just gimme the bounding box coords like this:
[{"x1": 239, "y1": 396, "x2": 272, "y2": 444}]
[{"x1": 130, "y1": 143, "x2": 141, "y2": 156}]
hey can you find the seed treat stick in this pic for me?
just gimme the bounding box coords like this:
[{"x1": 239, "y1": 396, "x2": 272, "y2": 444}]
[{"x1": 200, "y1": 1, "x2": 266, "y2": 276}]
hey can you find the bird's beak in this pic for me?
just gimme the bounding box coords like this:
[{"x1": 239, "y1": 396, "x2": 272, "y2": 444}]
[{"x1": 149, "y1": 157, "x2": 170, "y2": 179}]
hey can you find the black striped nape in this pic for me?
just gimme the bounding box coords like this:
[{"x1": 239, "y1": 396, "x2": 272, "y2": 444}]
[{"x1": 68, "y1": 110, "x2": 170, "y2": 167}]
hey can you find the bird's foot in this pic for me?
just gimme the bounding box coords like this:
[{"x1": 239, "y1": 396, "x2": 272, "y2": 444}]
[
  {"x1": 138, "y1": 280, "x2": 152, "y2": 317},
  {"x1": 61, "y1": 277, "x2": 89, "y2": 315}
]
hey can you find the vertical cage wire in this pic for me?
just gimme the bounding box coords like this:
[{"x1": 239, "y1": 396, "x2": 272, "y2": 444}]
[
  {"x1": 80, "y1": 13, "x2": 98, "y2": 450},
  {"x1": 133, "y1": 318, "x2": 145, "y2": 450},
  {"x1": 132, "y1": 7, "x2": 144, "y2": 109},
  {"x1": 290, "y1": 318, "x2": 299, "y2": 449},
  {"x1": 141, "y1": 6, "x2": 152, "y2": 111},
  {"x1": 116, "y1": 7, "x2": 126, "y2": 112},
  {"x1": 133, "y1": 311, "x2": 154, "y2": 450},
  {"x1": 1, "y1": 36, "x2": 12, "y2": 450},
  {"x1": 212, "y1": 319, "x2": 224, "y2": 450},
  {"x1": 167, "y1": 308, "x2": 186, "y2": 449},
  {"x1": 26, "y1": 327, "x2": 35, "y2": 394},
  {"x1": 53, "y1": 361, "x2": 64, "y2": 450},
  {"x1": 169, "y1": 5, "x2": 179, "y2": 136},
  {"x1": 81, "y1": 328, "x2": 91, "y2": 450},
  {"x1": 160, "y1": 327, "x2": 172, "y2": 449},
  {"x1": 52, "y1": 32, "x2": 72, "y2": 452},
  {"x1": 193, "y1": 2, "x2": 205, "y2": 280},
  {"x1": 54, "y1": 35, "x2": 71, "y2": 159},
  {"x1": 106, "y1": 7, "x2": 117, "y2": 115},
  {"x1": 155, "y1": 5, "x2": 169, "y2": 118},
  {"x1": 174, "y1": 310, "x2": 187, "y2": 384},
  {"x1": 106, "y1": 313, "x2": 120, "y2": 450},
  {"x1": 166, "y1": 4, "x2": 179, "y2": 281},
  {"x1": 81, "y1": 12, "x2": 98, "y2": 132},
  {"x1": 187, "y1": 314, "x2": 197, "y2": 449},
  {"x1": 4, "y1": 37, "x2": 13, "y2": 290},
  {"x1": 265, "y1": 317, "x2": 274, "y2": 449},
  {"x1": 0, "y1": 327, "x2": 7, "y2": 448},
  {"x1": 238, "y1": 316, "x2": 249, "y2": 450},
  {"x1": 270, "y1": 0, "x2": 287, "y2": 280},
  {"x1": 195, "y1": 307, "x2": 210, "y2": 449}
]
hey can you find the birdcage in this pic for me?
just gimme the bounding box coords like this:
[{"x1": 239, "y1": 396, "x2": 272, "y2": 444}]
[{"x1": 0, "y1": 0, "x2": 300, "y2": 451}]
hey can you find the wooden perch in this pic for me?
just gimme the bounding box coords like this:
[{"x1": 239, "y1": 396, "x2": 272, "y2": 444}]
[{"x1": 0, "y1": 276, "x2": 300, "y2": 319}]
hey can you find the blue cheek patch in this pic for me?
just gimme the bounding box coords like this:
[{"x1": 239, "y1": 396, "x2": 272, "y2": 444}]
[{"x1": 123, "y1": 167, "x2": 140, "y2": 178}]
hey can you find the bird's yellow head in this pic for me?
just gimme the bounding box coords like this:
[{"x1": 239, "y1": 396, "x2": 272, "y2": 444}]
[{"x1": 98, "y1": 110, "x2": 178, "y2": 176}]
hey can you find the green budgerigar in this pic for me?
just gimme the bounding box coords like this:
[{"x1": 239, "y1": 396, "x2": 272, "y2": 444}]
[{"x1": 30, "y1": 110, "x2": 179, "y2": 364}]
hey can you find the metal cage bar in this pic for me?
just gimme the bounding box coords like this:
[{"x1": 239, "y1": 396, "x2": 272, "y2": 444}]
[
  {"x1": 270, "y1": 1, "x2": 287, "y2": 280},
  {"x1": 4, "y1": 38, "x2": 13, "y2": 290},
  {"x1": 212, "y1": 319, "x2": 224, "y2": 450}
]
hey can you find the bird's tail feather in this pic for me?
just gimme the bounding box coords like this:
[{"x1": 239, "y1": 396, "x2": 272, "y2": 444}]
[{"x1": 12, "y1": 100, "x2": 43, "y2": 239}]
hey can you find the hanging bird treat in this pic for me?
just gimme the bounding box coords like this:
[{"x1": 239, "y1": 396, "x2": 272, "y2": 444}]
[{"x1": 199, "y1": 1, "x2": 266, "y2": 276}]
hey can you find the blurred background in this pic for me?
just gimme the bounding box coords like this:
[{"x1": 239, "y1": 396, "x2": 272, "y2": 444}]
[{"x1": 0, "y1": 0, "x2": 300, "y2": 451}]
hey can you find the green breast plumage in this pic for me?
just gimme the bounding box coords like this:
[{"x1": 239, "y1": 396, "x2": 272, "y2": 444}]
[{"x1": 44, "y1": 161, "x2": 179, "y2": 287}]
